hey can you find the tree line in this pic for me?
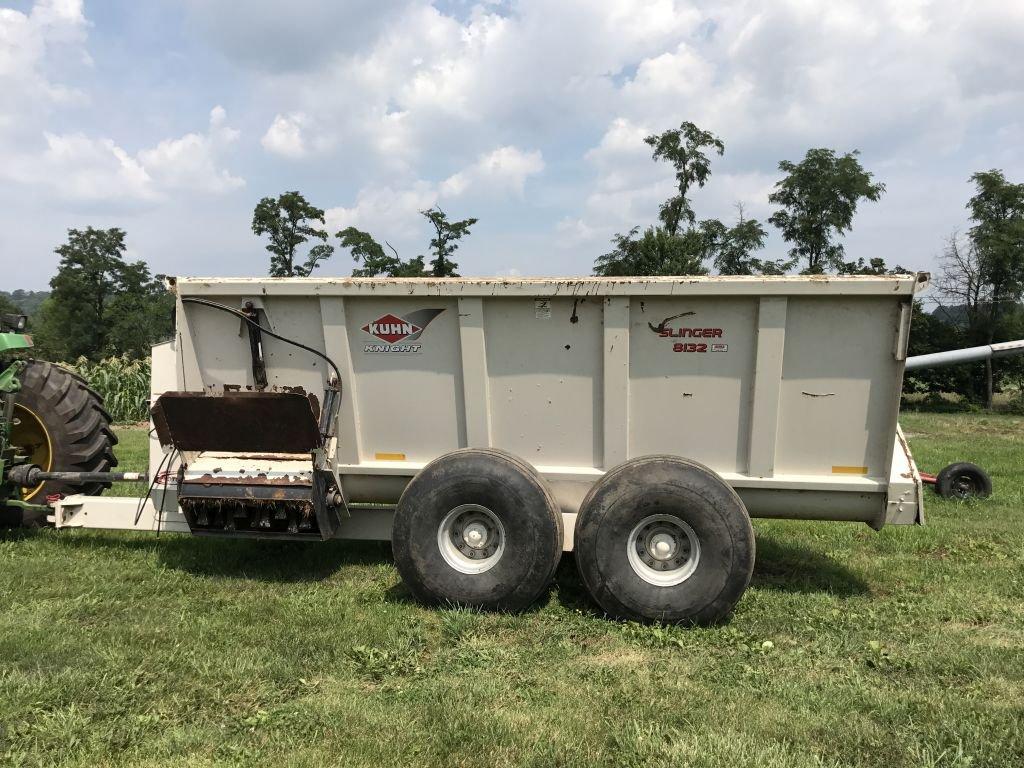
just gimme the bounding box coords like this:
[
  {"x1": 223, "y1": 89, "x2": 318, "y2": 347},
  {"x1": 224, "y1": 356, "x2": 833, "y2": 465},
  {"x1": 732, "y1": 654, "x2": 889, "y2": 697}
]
[
  {"x1": 9, "y1": 200, "x2": 481, "y2": 362},
  {"x1": 7, "y1": 119, "x2": 1022, "y2": 407},
  {"x1": 251, "y1": 192, "x2": 478, "y2": 279},
  {"x1": 594, "y1": 122, "x2": 889, "y2": 277}
]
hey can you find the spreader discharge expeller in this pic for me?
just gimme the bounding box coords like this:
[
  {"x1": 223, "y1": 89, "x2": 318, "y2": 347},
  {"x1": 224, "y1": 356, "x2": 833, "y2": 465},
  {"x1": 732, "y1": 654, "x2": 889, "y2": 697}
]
[{"x1": 151, "y1": 387, "x2": 346, "y2": 540}]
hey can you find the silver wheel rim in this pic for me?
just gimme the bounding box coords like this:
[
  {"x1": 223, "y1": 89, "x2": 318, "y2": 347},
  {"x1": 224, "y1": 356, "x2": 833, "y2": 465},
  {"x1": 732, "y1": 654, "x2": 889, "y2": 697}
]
[
  {"x1": 437, "y1": 504, "x2": 505, "y2": 574},
  {"x1": 626, "y1": 514, "x2": 700, "y2": 586}
]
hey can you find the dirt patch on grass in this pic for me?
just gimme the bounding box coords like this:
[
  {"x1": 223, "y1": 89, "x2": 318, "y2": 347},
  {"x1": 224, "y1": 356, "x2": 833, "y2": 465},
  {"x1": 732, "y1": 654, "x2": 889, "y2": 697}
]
[{"x1": 584, "y1": 647, "x2": 651, "y2": 668}]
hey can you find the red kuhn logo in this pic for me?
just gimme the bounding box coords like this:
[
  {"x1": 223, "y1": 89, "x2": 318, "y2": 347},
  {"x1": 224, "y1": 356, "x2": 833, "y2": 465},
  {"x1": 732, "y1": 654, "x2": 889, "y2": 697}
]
[
  {"x1": 362, "y1": 314, "x2": 421, "y2": 343},
  {"x1": 361, "y1": 309, "x2": 445, "y2": 353}
]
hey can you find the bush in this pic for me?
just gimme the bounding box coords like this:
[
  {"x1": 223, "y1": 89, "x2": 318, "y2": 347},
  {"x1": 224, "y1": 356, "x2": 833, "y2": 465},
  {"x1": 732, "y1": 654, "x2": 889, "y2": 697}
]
[
  {"x1": 1007, "y1": 390, "x2": 1024, "y2": 415},
  {"x1": 63, "y1": 355, "x2": 151, "y2": 424},
  {"x1": 900, "y1": 392, "x2": 979, "y2": 414}
]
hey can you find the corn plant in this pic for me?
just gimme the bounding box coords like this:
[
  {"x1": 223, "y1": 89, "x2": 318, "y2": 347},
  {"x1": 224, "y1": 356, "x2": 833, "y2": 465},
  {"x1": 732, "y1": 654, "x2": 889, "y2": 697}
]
[{"x1": 64, "y1": 355, "x2": 151, "y2": 424}]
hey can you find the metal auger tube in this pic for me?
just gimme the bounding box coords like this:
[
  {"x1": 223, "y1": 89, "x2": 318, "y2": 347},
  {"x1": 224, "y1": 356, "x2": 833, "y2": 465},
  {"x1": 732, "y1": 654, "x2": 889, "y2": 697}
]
[{"x1": 905, "y1": 339, "x2": 1024, "y2": 371}]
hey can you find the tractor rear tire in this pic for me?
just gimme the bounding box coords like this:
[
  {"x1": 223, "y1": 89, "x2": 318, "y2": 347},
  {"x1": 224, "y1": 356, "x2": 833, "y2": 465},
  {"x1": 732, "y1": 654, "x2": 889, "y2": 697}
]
[{"x1": 11, "y1": 360, "x2": 118, "y2": 522}]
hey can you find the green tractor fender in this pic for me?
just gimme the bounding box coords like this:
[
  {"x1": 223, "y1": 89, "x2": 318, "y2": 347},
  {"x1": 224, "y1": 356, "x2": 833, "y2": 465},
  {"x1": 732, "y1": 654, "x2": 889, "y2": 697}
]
[{"x1": 0, "y1": 330, "x2": 33, "y2": 393}]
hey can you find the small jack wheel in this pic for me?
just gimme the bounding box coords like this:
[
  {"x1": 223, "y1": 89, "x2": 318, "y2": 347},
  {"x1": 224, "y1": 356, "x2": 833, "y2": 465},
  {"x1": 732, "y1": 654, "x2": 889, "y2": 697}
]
[{"x1": 935, "y1": 462, "x2": 992, "y2": 500}]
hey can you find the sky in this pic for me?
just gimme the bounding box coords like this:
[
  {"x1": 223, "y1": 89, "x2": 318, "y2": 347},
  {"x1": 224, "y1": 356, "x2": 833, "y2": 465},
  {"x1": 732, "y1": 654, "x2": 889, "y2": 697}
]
[{"x1": 1, "y1": 0, "x2": 1022, "y2": 290}]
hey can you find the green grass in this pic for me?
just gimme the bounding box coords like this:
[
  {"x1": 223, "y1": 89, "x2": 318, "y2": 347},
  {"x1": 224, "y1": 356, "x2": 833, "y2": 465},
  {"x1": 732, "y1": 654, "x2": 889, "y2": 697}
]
[
  {"x1": 107, "y1": 427, "x2": 149, "y2": 499},
  {"x1": 2, "y1": 413, "x2": 1022, "y2": 767}
]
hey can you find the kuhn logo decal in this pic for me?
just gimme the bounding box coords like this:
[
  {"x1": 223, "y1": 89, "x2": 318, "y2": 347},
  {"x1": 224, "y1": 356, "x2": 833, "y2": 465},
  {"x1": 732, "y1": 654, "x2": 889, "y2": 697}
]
[
  {"x1": 361, "y1": 309, "x2": 444, "y2": 353},
  {"x1": 363, "y1": 314, "x2": 421, "y2": 343}
]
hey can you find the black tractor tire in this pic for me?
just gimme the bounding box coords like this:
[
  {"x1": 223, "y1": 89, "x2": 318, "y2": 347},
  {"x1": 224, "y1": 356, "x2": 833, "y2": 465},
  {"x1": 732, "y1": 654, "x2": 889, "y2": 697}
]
[
  {"x1": 574, "y1": 455, "x2": 755, "y2": 625},
  {"x1": 12, "y1": 360, "x2": 118, "y2": 521},
  {"x1": 391, "y1": 448, "x2": 563, "y2": 612},
  {"x1": 935, "y1": 462, "x2": 992, "y2": 500}
]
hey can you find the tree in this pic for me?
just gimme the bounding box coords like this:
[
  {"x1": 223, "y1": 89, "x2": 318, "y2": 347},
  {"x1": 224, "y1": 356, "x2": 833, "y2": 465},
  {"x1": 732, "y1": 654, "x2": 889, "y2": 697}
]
[
  {"x1": 0, "y1": 293, "x2": 22, "y2": 317},
  {"x1": 933, "y1": 233, "x2": 991, "y2": 404},
  {"x1": 594, "y1": 226, "x2": 710, "y2": 277},
  {"x1": 420, "y1": 208, "x2": 477, "y2": 277},
  {"x1": 595, "y1": 121, "x2": 784, "y2": 277},
  {"x1": 934, "y1": 194, "x2": 1024, "y2": 409},
  {"x1": 252, "y1": 191, "x2": 334, "y2": 277},
  {"x1": 837, "y1": 257, "x2": 902, "y2": 275},
  {"x1": 103, "y1": 260, "x2": 174, "y2": 360},
  {"x1": 32, "y1": 227, "x2": 172, "y2": 361},
  {"x1": 768, "y1": 148, "x2": 885, "y2": 273},
  {"x1": 709, "y1": 205, "x2": 790, "y2": 276},
  {"x1": 902, "y1": 300, "x2": 969, "y2": 398},
  {"x1": 965, "y1": 170, "x2": 1024, "y2": 407},
  {"x1": 935, "y1": 233, "x2": 986, "y2": 336},
  {"x1": 0, "y1": 290, "x2": 49, "y2": 318},
  {"x1": 644, "y1": 122, "x2": 725, "y2": 236},
  {"x1": 337, "y1": 227, "x2": 426, "y2": 277}
]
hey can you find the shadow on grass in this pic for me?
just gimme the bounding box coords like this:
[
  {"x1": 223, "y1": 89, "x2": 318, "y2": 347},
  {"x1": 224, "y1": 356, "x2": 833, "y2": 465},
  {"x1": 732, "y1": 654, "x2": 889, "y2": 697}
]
[
  {"x1": 8, "y1": 526, "x2": 868, "y2": 595},
  {"x1": 382, "y1": 553, "x2": 603, "y2": 617},
  {"x1": 28, "y1": 529, "x2": 393, "y2": 583},
  {"x1": 538, "y1": 538, "x2": 870, "y2": 618},
  {"x1": 157, "y1": 537, "x2": 394, "y2": 582},
  {"x1": 751, "y1": 534, "x2": 869, "y2": 596}
]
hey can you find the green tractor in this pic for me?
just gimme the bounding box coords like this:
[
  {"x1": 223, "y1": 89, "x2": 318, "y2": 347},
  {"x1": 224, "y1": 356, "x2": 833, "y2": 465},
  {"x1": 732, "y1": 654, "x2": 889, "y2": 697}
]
[{"x1": 1, "y1": 312, "x2": 121, "y2": 527}]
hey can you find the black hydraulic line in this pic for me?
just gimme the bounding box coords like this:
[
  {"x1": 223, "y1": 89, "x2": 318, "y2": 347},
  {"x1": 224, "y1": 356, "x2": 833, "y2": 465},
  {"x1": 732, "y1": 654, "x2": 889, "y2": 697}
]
[
  {"x1": 154, "y1": 448, "x2": 179, "y2": 537},
  {"x1": 179, "y1": 297, "x2": 343, "y2": 385},
  {"x1": 33, "y1": 470, "x2": 147, "y2": 484},
  {"x1": 7, "y1": 465, "x2": 148, "y2": 488},
  {"x1": 135, "y1": 447, "x2": 174, "y2": 527},
  {"x1": 243, "y1": 304, "x2": 269, "y2": 389}
]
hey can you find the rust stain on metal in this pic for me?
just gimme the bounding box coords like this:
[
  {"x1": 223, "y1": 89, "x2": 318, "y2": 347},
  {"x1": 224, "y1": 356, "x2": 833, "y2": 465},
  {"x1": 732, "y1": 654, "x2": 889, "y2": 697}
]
[
  {"x1": 193, "y1": 472, "x2": 311, "y2": 487},
  {"x1": 152, "y1": 390, "x2": 321, "y2": 453}
]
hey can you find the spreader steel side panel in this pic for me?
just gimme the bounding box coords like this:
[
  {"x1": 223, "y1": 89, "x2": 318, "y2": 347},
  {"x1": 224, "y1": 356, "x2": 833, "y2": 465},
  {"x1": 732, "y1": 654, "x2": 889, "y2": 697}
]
[{"x1": 162, "y1": 275, "x2": 926, "y2": 529}]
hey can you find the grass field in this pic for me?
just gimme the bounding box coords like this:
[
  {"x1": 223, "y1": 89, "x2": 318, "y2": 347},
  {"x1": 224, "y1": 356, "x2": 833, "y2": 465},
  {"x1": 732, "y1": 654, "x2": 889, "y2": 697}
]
[{"x1": 1, "y1": 413, "x2": 1022, "y2": 767}]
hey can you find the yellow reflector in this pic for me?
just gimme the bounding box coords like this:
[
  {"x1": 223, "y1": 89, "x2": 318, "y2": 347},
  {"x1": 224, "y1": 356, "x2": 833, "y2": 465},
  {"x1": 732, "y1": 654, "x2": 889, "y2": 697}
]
[
  {"x1": 375, "y1": 452, "x2": 406, "y2": 461},
  {"x1": 832, "y1": 465, "x2": 868, "y2": 475}
]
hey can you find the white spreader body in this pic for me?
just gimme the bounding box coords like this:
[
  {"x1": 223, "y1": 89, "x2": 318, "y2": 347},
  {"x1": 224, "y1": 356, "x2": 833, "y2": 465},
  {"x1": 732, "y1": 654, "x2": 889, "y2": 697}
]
[{"x1": 54, "y1": 273, "x2": 929, "y2": 547}]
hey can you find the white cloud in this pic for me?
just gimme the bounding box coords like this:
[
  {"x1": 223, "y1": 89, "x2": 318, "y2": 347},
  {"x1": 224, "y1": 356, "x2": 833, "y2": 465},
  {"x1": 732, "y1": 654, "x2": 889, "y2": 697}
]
[
  {"x1": 328, "y1": 144, "x2": 543, "y2": 236},
  {"x1": 0, "y1": 4, "x2": 243, "y2": 207},
  {"x1": 0, "y1": 0, "x2": 89, "y2": 130},
  {"x1": 325, "y1": 180, "x2": 439, "y2": 239},
  {"x1": 261, "y1": 112, "x2": 308, "y2": 158},
  {"x1": 555, "y1": 216, "x2": 599, "y2": 248},
  {"x1": 4, "y1": 106, "x2": 244, "y2": 203},
  {"x1": 549, "y1": 0, "x2": 1024, "y2": 256},
  {"x1": 33, "y1": 132, "x2": 154, "y2": 203},
  {"x1": 6, "y1": 0, "x2": 1024, "y2": 288},
  {"x1": 232, "y1": 1, "x2": 705, "y2": 170},
  {"x1": 440, "y1": 145, "x2": 544, "y2": 198},
  {"x1": 138, "y1": 106, "x2": 244, "y2": 194}
]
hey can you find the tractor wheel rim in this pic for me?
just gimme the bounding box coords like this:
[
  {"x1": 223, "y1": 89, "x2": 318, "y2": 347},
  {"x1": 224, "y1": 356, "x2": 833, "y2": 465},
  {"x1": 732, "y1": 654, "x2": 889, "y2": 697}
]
[
  {"x1": 10, "y1": 404, "x2": 52, "y2": 501},
  {"x1": 627, "y1": 514, "x2": 701, "y2": 587},
  {"x1": 437, "y1": 504, "x2": 505, "y2": 574}
]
